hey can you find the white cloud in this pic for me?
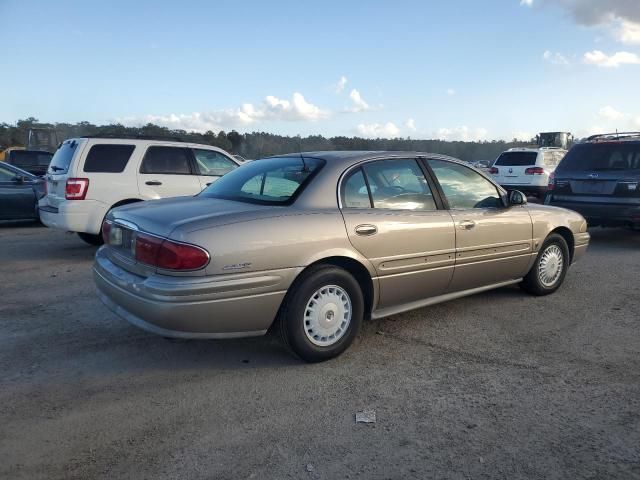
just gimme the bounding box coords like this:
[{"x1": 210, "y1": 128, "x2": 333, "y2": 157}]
[
  {"x1": 528, "y1": 1, "x2": 640, "y2": 45},
  {"x1": 356, "y1": 122, "x2": 400, "y2": 138},
  {"x1": 543, "y1": 50, "x2": 570, "y2": 65},
  {"x1": 598, "y1": 105, "x2": 625, "y2": 120},
  {"x1": 346, "y1": 89, "x2": 370, "y2": 112},
  {"x1": 583, "y1": 49, "x2": 640, "y2": 67},
  {"x1": 616, "y1": 19, "x2": 640, "y2": 44},
  {"x1": 446, "y1": 88, "x2": 456, "y2": 96},
  {"x1": 405, "y1": 118, "x2": 417, "y2": 131},
  {"x1": 119, "y1": 92, "x2": 327, "y2": 132},
  {"x1": 435, "y1": 126, "x2": 489, "y2": 142},
  {"x1": 334, "y1": 75, "x2": 348, "y2": 93}
]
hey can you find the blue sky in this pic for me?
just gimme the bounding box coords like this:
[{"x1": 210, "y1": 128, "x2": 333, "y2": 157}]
[{"x1": 1, "y1": 0, "x2": 639, "y2": 140}]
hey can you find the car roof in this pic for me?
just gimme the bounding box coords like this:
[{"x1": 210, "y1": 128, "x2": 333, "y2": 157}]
[{"x1": 276, "y1": 150, "x2": 463, "y2": 166}]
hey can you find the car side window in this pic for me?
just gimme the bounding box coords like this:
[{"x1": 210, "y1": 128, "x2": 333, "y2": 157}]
[
  {"x1": 140, "y1": 146, "x2": 192, "y2": 175},
  {"x1": 428, "y1": 159, "x2": 502, "y2": 209},
  {"x1": 192, "y1": 149, "x2": 237, "y2": 176},
  {"x1": 0, "y1": 165, "x2": 17, "y2": 181},
  {"x1": 342, "y1": 159, "x2": 437, "y2": 211},
  {"x1": 342, "y1": 168, "x2": 372, "y2": 208},
  {"x1": 84, "y1": 144, "x2": 135, "y2": 173}
]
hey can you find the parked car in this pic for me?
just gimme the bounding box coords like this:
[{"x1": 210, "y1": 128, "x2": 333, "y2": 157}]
[
  {"x1": 546, "y1": 132, "x2": 640, "y2": 229},
  {"x1": 4, "y1": 149, "x2": 53, "y2": 176},
  {"x1": 39, "y1": 136, "x2": 241, "y2": 245},
  {"x1": 94, "y1": 151, "x2": 590, "y2": 362},
  {"x1": 489, "y1": 147, "x2": 566, "y2": 197},
  {"x1": 471, "y1": 160, "x2": 493, "y2": 174},
  {"x1": 0, "y1": 162, "x2": 46, "y2": 221}
]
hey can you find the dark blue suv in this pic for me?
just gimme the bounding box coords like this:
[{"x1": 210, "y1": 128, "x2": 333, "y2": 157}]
[{"x1": 546, "y1": 132, "x2": 640, "y2": 229}]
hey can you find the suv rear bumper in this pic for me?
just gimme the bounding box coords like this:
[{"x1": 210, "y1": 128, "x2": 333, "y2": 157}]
[
  {"x1": 39, "y1": 200, "x2": 107, "y2": 234},
  {"x1": 547, "y1": 198, "x2": 640, "y2": 227}
]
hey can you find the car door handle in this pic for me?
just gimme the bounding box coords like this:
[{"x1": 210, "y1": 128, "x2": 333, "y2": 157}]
[
  {"x1": 458, "y1": 220, "x2": 476, "y2": 230},
  {"x1": 355, "y1": 224, "x2": 378, "y2": 236},
  {"x1": 145, "y1": 181, "x2": 162, "y2": 186}
]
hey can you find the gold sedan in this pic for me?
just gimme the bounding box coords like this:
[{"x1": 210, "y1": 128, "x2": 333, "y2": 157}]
[{"x1": 94, "y1": 152, "x2": 590, "y2": 362}]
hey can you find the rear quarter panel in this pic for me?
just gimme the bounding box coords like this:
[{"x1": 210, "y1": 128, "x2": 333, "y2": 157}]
[{"x1": 171, "y1": 209, "x2": 376, "y2": 278}]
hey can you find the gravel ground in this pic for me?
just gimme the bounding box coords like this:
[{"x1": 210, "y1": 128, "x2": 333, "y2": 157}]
[{"x1": 1, "y1": 223, "x2": 639, "y2": 480}]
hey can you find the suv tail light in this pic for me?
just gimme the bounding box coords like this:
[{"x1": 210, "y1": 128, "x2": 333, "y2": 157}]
[
  {"x1": 65, "y1": 178, "x2": 89, "y2": 200},
  {"x1": 525, "y1": 167, "x2": 545, "y2": 175},
  {"x1": 548, "y1": 172, "x2": 556, "y2": 190},
  {"x1": 488, "y1": 167, "x2": 499, "y2": 175},
  {"x1": 135, "y1": 232, "x2": 209, "y2": 271}
]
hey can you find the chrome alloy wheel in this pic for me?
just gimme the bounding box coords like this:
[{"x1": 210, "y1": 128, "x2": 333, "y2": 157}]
[
  {"x1": 303, "y1": 285, "x2": 352, "y2": 347},
  {"x1": 538, "y1": 244, "x2": 564, "y2": 287}
]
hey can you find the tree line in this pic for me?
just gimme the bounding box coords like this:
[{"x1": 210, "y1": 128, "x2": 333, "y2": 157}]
[{"x1": 0, "y1": 118, "x2": 533, "y2": 162}]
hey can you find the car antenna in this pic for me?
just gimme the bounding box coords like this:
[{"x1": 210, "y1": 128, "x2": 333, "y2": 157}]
[{"x1": 298, "y1": 135, "x2": 309, "y2": 172}]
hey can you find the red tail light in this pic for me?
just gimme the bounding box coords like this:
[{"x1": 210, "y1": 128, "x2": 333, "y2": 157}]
[
  {"x1": 65, "y1": 178, "x2": 89, "y2": 200},
  {"x1": 135, "y1": 232, "x2": 209, "y2": 271},
  {"x1": 525, "y1": 167, "x2": 545, "y2": 175},
  {"x1": 548, "y1": 172, "x2": 556, "y2": 190},
  {"x1": 488, "y1": 167, "x2": 499, "y2": 175}
]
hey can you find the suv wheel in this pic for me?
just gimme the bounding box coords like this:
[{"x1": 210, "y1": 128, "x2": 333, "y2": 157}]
[
  {"x1": 278, "y1": 265, "x2": 364, "y2": 362},
  {"x1": 520, "y1": 233, "x2": 570, "y2": 295},
  {"x1": 77, "y1": 232, "x2": 104, "y2": 246}
]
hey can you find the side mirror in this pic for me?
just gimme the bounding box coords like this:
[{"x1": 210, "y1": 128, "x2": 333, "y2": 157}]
[
  {"x1": 508, "y1": 190, "x2": 527, "y2": 206},
  {"x1": 11, "y1": 175, "x2": 26, "y2": 184}
]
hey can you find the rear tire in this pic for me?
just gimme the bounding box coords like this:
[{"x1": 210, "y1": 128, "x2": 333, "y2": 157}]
[
  {"x1": 278, "y1": 265, "x2": 364, "y2": 362},
  {"x1": 77, "y1": 232, "x2": 103, "y2": 246},
  {"x1": 520, "y1": 233, "x2": 570, "y2": 296}
]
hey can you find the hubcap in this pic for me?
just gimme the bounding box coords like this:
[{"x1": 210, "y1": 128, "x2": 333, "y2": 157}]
[
  {"x1": 303, "y1": 285, "x2": 352, "y2": 347},
  {"x1": 538, "y1": 244, "x2": 564, "y2": 287}
]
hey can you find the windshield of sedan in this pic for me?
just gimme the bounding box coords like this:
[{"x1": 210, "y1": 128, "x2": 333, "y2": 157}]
[{"x1": 199, "y1": 156, "x2": 324, "y2": 205}]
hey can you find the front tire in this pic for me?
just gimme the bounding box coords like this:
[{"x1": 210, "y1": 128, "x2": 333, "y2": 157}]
[
  {"x1": 278, "y1": 265, "x2": 364, "y2": 362},
  {"x1": 520, "y1": 233, "x2": 570, "y2": 296},
  {"x1": 77, "y1": 232, "x2": 104, "y2": 246}
]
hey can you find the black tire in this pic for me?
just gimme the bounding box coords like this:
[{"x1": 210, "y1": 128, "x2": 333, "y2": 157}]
[
  {"x1": 278, "y1": 265, "x2": 364, "y2": 362},
  {"x1": 77, "y1": 232, "x2": 104, "y2": 246},
  {"x1": 520, "y1": 233, "x2": 570, "y2": 296}
]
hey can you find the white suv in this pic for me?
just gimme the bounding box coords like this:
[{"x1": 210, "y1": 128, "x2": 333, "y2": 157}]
[
  {"x1": 489, "y1": 147, "x2": 566, "y2": 198},
  {"x1": 39, "y1": 136, "x2": 240, "y2": 244}
]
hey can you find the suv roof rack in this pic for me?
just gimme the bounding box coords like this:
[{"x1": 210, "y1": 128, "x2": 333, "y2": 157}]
[
  {"x1": 81, "y1": 134, "x2": 188, "y2": 142},
  {"x1": 587, "y1": 132, "x2": 640, "y2": 142}
]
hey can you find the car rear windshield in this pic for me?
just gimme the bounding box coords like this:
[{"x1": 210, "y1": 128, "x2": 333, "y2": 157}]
[
  {"x1": 49, "y1": 140, "x2": 79, "y2": 174},
  {"x1": 199, "y1": 156, "x2": 324, "y2": 205},
  {"x1": 10, "y1": 150, "x2": 53, "y2": 167},
  {"x1": 494, "y1": 151, "x2": 538, "y2": 166},
  {"x1": 557, "y1": 142, "x2": 640, "y2": 172}
]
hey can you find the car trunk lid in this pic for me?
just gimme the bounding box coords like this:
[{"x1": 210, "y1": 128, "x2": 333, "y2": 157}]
[{"x1": 43, "y1": 139, "x2": 87, "y2": 209}]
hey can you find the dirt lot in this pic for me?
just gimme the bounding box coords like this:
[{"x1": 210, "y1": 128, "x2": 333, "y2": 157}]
[{"x1": 1, "y1": 223, "x2": 639, "y2": 480}]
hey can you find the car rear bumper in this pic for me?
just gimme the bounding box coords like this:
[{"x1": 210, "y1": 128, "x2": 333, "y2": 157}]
[
  {"x1": 93, "y1": 247, "x2": 295, "y2": 338},
  {"x1": 38, "y1": 200, "x2": 107, "y2": 234},
  {"x1": 547, "y1": 198, "x2": 640, "y2": 226}
]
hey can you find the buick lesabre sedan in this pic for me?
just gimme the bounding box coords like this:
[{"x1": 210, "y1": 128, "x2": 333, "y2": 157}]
[{"x1": 94, "y1": 151, "x2": 590, "y2": 362}]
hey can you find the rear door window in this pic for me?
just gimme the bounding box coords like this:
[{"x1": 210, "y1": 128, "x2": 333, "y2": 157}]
[
  {"x1": 494, "y1": 152, "x2": 538, "y2": 166},
  {"x1": 83, "y1": 144, "x2": 135, "y2": 173},
  {"x1": 140, "y1": 146, "x2": 193, "y2": 174},
  {"x1": 192, "y1": 149, "x2": 237, "y2": 176},
  {"x1": 429, "y1": 159, "x2": 502, "y2": 209}
]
